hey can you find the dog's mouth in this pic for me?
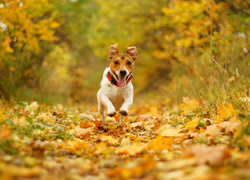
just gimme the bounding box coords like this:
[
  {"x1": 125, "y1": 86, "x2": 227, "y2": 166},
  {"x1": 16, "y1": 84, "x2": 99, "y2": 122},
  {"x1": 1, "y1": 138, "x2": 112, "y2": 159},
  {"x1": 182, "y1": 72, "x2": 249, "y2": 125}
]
[{"x1": 113, "y1": 71, "x2": 128, "y2": 87}]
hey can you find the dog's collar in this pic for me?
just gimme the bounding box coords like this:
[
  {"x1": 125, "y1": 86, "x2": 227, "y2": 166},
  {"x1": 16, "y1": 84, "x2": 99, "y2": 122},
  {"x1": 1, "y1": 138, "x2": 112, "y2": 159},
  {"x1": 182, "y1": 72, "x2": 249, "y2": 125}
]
[{"x1": 107, "y1": 71, "x2": 133, "y2": 87}]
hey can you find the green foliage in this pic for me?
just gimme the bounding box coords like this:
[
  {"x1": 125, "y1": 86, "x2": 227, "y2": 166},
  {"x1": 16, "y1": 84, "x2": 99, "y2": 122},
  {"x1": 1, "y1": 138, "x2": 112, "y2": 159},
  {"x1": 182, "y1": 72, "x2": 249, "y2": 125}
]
[{"x1": 0, "y1": 0, "x2": 249, "y2": 105}]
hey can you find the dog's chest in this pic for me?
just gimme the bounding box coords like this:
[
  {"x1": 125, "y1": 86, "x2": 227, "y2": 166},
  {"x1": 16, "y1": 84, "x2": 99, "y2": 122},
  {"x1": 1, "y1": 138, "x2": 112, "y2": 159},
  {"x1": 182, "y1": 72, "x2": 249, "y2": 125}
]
[{"x1": 106, "y1": 86, "x2": 126, "y2": 107}]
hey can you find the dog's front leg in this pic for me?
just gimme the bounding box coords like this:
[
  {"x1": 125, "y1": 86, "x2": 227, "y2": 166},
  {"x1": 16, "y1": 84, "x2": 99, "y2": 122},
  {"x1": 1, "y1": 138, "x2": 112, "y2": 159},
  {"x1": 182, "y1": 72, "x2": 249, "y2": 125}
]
[{"x1": 101, "y1": 95, "x2": 116, "y2": 117}]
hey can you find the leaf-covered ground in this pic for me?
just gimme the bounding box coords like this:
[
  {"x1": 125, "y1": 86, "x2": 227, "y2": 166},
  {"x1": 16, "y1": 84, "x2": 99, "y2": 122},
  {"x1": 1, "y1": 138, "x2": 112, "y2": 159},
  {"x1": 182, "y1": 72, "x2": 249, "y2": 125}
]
[{"x1": 0, "y1": 98, "x2": 249, "y2": 180}]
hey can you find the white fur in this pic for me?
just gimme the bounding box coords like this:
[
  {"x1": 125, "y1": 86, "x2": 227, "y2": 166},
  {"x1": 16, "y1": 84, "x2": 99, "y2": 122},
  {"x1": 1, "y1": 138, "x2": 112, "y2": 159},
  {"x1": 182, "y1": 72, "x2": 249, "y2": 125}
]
[{"x1": 97, "y1": 67, "x2": 133, "y2": 126}]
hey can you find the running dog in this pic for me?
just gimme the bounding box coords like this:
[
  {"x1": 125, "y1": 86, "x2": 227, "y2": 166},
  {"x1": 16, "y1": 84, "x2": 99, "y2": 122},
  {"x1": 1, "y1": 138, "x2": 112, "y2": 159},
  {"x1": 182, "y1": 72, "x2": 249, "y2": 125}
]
[{"x1": 97, "y1": 43, "x2": 137, "y2": 126}]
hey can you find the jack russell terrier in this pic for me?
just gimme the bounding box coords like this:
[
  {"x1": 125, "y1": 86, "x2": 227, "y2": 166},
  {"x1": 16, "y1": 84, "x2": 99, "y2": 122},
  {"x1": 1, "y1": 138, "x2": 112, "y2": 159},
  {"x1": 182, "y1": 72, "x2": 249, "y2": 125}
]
[{"x1": 97, "y1": 43, "x2": 137, "y2": 126}]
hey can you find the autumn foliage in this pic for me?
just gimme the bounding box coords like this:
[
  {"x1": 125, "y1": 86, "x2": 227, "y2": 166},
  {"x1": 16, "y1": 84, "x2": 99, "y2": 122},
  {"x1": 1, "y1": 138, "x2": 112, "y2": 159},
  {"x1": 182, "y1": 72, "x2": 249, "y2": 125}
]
[
  {"x1": 0, "y1": 0, "x2": 249, "y2": 104},
  {"x1": 0, "y1": 1, "x2": 249, "y2": 179},
  {"x1": 0, "y1": 99, "x2": 249, "y2": 179}
]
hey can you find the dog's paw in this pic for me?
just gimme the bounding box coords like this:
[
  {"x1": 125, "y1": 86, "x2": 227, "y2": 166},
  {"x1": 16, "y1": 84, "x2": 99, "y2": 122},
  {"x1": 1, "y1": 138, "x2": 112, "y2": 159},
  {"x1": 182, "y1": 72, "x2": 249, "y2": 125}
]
[
  {"x1": 119, "y1": 110, "x2": 128, "y2": 116},
  {"x1": 107, "y1": 111, "x2": 116, "y2": 117}
]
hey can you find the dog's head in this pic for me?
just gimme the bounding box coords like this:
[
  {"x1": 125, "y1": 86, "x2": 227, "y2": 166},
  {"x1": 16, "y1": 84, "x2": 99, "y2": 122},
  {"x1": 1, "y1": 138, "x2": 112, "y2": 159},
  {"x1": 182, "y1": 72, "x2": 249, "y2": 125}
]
[{"x1": 108, "y1": 43, "x2": 137, "y2": 87}]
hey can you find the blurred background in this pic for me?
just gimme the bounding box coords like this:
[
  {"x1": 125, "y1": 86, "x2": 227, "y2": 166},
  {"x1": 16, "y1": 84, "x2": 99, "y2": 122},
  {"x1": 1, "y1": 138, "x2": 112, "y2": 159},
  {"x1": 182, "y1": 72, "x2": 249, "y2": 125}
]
[{"x1": 0, "y1": 0, "x2": 249, "y2": 105}]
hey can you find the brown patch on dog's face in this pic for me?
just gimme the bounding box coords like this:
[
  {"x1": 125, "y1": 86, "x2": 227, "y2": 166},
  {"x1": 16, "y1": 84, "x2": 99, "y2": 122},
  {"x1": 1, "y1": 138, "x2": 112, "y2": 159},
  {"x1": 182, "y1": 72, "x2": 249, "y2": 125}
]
[
  {"x1": 110, "y1": 53, "x2": 134, "y2": 75},
  {"x1": 108, "y1": 43, "x2": 137, "y2": 86}
]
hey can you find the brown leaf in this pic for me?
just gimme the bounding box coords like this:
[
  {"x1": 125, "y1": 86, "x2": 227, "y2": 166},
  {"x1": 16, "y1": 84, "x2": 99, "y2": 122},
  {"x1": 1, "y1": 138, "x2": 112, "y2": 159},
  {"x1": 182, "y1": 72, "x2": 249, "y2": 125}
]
[
  {"x1": 184, "y1": 145, "x2": 231, "y2": 166},
  {"x1": 137, "y1": 114, "x2": 153, "y2": 121},
  {"x1": 80, "y1": 121, "x2": 93, "y2": 128},
  {"x1": 69, "y1": 127, "x2": 91, "y2": 138},
  {"x1": 115, "y1": 144, "x2": 147, "y2": 156},
  {"x1": 204, "y1": 124, "x2": 222, "y2": 137},
  {"x1": 130, "y1": 121, "x2": 143, "y2": 128}
]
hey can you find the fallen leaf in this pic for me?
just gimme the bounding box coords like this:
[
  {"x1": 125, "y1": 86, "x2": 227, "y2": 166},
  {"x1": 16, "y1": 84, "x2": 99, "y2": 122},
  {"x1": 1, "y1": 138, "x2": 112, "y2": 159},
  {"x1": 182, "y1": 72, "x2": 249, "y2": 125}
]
[
  {"x1": 80, "y1": 121, "x2": 93, "y2": 128},
  {"x1": 91, "y1": 119, "x2": 103, "y2": 128},
  {"x1": 180, "y1": 97, "x2": 201, "y2": 113},
  {"x1": 0, "y1": 125, "x2": 11, "y2": 139},
  {"x1": 185, "y1": 117, "x2": 200, "y2": 128},
  {"x1": 115, "y1": 144, "x2": 147, "y2": 156},
  {"x1": 214, "y1": 103, "x2": 236, "y2": 123},
  {"x1": 137, "y1": 114, "x2": 152, "y2": 121},
  {"x1": 243, "y1": 135, "x2": 250, "y2": 147},
  {"x1": 204, "y1": 124, "x2": 222, "y2": 137},
  {"x1": 225, "y1": 120, "x2": 242, "y2": 135},
  {"x1": 161, "y1": 128, "x2": 185, "y2": 137},
  {"x1": 157, "y1": 158, "x2": 197, "y2": 171},
  {"x1": 100, "y1": 135, "x2": 119, "y2": 145},
  {"x1": 130, "y1": 121, "x2": 143, "y2": 128},
  {"x1": 69, "y1": 127, "x2": 91, "y2": 138},
  {"x1": 184, "y1": 145, "x2": 231, "y2": 166},
  {"x1": 26, "y1": 101, "x2": 39, "y2": 111},
  {"x1": 96, "y1": 142, "x2": 113, "y2": 154},
  {"x1": 126, "y1": 133, "x2": 137, "y2": 140},
  {"x1": 148, "y1": 135, "x2": 172, "y2": 151},
  {"x1": 37, "y1": 112, "x2": 55, "y2": 123},
  {"x1": 61, "y1": 140, "x2": 94, "y2": 152},
  {"x1": 75, "y1": 140, "x2": 95, "y2": 152}
]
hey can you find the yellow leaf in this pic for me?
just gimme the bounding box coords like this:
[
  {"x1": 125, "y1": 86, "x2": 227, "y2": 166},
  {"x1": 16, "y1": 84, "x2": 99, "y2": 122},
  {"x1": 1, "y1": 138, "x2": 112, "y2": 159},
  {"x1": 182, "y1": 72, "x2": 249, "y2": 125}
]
[
  {"x1": 233, "y1": 125, "x2": 242, "y2": 142},
  {"x1": 180, "y1": 97, "x2": 201, "y2": 113},
  {"x1": 185, "y1": 117, "x2": 200, "y2": 128},
  {"x1": 100, "y1": 135, "x2": 119, "y2": 145},
  {"x1": 148, "y1": 135, "x2": 172, "y2": 151},
  {"x1": 214, "y1": 103, "x2": 236, "y2": 123},
  {"x1": 230, "y1": 115, "x2": 238, "y2": 122},
  {"x1": 96, "y1": 142, "x2": 113, "y2": 154},
  {"x1": 75, "y1": 140, "x2": 94, "y2": 152},
  {"x1": 199, "y1": 127, "x2": 205, "y2": 133},
  {"x1": 115, "y1": 144, "x2": 147, "y2": 156},
  {"x1": 161, "y1": 128, "x2": 185, "y2": 137}
]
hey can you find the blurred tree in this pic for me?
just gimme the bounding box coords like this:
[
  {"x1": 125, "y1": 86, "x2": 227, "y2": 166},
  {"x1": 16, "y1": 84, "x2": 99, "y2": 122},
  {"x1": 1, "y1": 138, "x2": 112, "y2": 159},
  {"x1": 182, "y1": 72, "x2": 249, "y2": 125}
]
[
  {"x1": 0, "y1": 0, "x2": 248, "y2": 104},
  {"x1": 0, "y1": 0, "x2": 59, "y2": 100}
]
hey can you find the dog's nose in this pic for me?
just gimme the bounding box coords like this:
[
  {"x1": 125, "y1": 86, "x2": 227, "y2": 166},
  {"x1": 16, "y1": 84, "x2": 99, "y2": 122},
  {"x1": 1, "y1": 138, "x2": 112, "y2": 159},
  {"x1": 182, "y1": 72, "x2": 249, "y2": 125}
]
[{"x1": 120, "y1": 70, "x2": 127, "y2": 76}]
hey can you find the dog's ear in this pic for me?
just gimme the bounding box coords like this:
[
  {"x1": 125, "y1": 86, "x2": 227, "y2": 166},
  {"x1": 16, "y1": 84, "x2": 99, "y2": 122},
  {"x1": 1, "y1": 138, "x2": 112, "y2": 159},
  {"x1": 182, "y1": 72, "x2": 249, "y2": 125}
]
[
  {"x1": 127, "y1": 46, "x2": 137, "y2": 60},
  {"x1": 108, "y1": 43, "x2": 119, "y2": 59}
]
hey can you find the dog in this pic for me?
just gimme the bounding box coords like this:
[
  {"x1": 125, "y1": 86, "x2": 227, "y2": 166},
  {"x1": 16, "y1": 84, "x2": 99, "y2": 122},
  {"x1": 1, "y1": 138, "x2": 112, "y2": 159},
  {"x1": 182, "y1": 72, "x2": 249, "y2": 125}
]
[{"x1": 97, "y1": 43, "x2": 137, "y2": 126}]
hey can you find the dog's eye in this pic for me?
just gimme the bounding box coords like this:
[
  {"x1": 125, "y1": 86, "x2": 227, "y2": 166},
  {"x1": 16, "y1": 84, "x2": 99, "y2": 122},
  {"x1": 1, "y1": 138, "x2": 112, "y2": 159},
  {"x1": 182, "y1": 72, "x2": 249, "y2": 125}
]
[
  {"x1": 114, "y1": 61, "x2": 119, "y2": 65},
  {"x1": 127, "y1": 61, "x2": 132, "y2": 65}
]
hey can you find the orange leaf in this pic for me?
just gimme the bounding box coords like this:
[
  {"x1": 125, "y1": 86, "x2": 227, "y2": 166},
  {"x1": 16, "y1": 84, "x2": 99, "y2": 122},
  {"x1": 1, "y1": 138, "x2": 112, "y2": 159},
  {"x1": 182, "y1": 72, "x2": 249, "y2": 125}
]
[
  {"x1": 0, "y1": 125, "x2": 11, "y2": 139},
  {"x1": 91, "y1": 119, "x2": 103, "y2": 128},
  {"x1": 148, "y1": 135, "x2": 172, "y2": 151},
  {"x1": 80, "y1": 121, "x2": 93, "y2": 128}
]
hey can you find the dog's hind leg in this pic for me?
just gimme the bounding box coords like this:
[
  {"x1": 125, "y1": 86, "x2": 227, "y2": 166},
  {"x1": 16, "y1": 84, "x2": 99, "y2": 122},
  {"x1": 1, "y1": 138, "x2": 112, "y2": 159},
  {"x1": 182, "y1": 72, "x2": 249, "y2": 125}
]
[
  {"x1": 98, "y1": 103, "x2": 106, "y2": 125},
  {"x1": 118, "y1": 113, "x2": 124, "y2": 127}
]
